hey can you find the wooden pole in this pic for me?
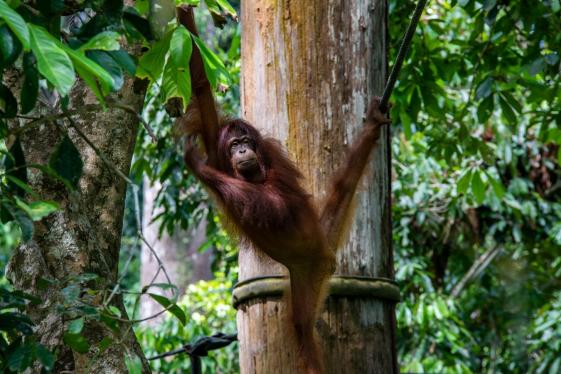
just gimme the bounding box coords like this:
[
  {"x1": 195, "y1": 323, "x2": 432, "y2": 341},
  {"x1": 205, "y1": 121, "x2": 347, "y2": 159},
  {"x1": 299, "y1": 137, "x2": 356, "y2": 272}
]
[{"x1": 235, "y1": 1, "x2": 397, "y2": 373}]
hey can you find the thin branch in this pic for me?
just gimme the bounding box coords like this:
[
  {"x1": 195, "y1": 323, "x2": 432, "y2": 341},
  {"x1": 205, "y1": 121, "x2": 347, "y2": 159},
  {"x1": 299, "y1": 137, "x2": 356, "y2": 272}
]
[
  {"x1": 65, "y1": 116, "x2": 135, "y2": 185},
  {"x1": 450, "y1": 246, "x2": 502, "y2": 298},
  {"x1": 106, "y1": 100, "x2": 158, "y2": 143},
  {"x1": 12, "y1": 101, "x2": 158, "y2": 143}
]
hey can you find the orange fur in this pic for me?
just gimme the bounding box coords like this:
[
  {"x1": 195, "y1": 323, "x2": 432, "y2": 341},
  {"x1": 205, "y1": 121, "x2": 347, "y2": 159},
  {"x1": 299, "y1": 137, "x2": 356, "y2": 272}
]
[{"x1": 183, "y1": 98, "x2": 388, "y2": 373}]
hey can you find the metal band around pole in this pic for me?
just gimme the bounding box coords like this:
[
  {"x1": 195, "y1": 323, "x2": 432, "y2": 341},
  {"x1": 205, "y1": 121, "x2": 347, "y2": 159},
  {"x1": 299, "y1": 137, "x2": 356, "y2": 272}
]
[{"x1": 232, "y1": 275, "x2": 400, "y2": 308}]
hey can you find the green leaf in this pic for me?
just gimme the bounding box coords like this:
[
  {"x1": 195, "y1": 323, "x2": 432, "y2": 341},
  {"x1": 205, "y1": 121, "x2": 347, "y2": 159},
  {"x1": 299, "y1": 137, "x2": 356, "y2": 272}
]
[
  {"x1": 204, "y1": 0, "x2": 221, "y2": 14},
  {"x1": 5, "y1": 176, "x2": 37, "y2": 198},
  {"x1": 215, "y1": 0, "x2": 237, "y2": 18},
  {"x1": 477, "y1": 94, "x2": 494, "y2": 123},
  {"x1": 29, "y1": 24, "x2": 75, "y2": 96},
  {"x1": 49, "y1": 135, "x2": 83, "y2": 189},
  {"x1": 162, "y1": 58, "x2": 191, "y2": 111},
  {"x1": 108, "y1": 305, "x2": 121, "y2": 318},
  {"x1": 137, "y1": 30, "x2": 172, "y2": 80},
  {"x1": 499, "y1": 95, "x2": 516, "y2": 124},
  {"x1": 0, "y1": 25, "x2": 22, "y2": 69},
  {"x1": 78, "y1": 31, "x2": 121, "y2": 52},
  {"x1": 148, "y1": 293, "x2": 186, "y2": 325},
  {"x1": 500, "y1": 91, "x2": 522, "y2": 113},
  {"x1": 63, "y1": 333, "x2": 90, "y2": 353},
  {"x1": 87, "y1": 50, "x2": 124, "y2": 91},
  {"x1": 21, "y1": 52, "x2": 39, "y2": 113},
  {"x1": 3, "y1": 202, "x2": 34, "y2": 240},
  {"x1": 4, "y1": 137, "x2": 27, "y2": 196},
  {"x1": 67, "y1": 317, "x2": 84, "y2": 334},
  {"x1": 170, "y1": 25, "x2": 192, "y2": 71},
  {"x1": 108, "y1": 49, "x2": 136, "y2": 76},
  {"x1": 475, "y1": 76, "x2": 493, "y2": 100},
  {"x1": 192, "y1": 34, "x2": 230, "y2": 89},
  {"x1": 485, "y1": 171, "x2": 505, "y2": 198},
  {"x1": 0, "y1": 0, "x2": 30, "y2": 50},
  {"x1": 7, "y1": 343, "x2": 33, "y2": 371},
  {"x1": 64, "y1": 47, "x2": 115, "y2": 98},
  {"x1": 457, "y1": 169, "x2": 473, "y2": 195},
  {"x1": 61, "y1": 284, "x2": 80, "y2": 302},
  {"x1": 471, "y1": 169, "x2": 486, "y2": 205},
  {"x1": 34, "y1": 344, "x2": 55, "y2": 370},
  {"x1": 14, "y1": 198, "x2": 58, "y2": 221},
  {"x1": 125, "y1": 354, "x2": 142, "y2": 374}
]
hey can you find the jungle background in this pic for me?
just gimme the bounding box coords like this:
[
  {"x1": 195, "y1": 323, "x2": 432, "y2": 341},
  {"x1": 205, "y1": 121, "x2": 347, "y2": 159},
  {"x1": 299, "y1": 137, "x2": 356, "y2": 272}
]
[{"x1": 0, "y1": 0, "x2": 560, "y2": 372}]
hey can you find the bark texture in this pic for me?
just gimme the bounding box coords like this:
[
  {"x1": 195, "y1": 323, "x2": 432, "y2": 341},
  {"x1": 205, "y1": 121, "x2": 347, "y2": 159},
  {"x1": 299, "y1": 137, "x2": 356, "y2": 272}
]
[
  {"x1": 5, "y1": 76, "x2": 150, "y2": 372},
  {"x1": 237, "y1": 0, "x2": 396, "y2": 373}
]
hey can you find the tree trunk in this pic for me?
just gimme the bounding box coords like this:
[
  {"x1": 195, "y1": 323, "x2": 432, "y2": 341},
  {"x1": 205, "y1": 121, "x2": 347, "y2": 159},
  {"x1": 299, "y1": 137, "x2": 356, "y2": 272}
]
[
  {"x1": 140, "y1": 179, "x2": 213, "y2": 324},
  {"x1": 235, "y1": 1, "x2": 397, "y2": 373},
  {"x1": 5, "y1": 76, "x2": 150, "y2": 372}
]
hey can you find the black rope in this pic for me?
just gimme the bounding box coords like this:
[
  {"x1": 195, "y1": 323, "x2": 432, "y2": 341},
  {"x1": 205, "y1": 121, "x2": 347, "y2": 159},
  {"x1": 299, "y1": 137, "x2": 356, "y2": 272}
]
[
  {"x1": 380, "y1": 0, "x2": 429, "y2": 113},
  {"x1": 148, "y1": 333, "x2": 238, "y2": 374}
]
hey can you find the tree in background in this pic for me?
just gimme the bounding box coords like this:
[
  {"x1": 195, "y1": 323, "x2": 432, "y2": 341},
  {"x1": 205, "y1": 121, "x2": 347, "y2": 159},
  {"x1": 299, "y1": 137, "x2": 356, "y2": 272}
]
[{"x1": 389, "y1": 0, "x2": 561, "y2": 372}]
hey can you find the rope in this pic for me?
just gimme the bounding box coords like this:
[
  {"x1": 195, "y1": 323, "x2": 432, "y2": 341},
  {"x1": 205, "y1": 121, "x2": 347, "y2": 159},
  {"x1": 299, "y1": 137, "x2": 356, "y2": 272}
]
[
  {"x1": 148, "y1": 333, "x2": 238, "y2": 374},
  {"x1": 380, "y1": 0, "x2": 429, "y2": 113}
]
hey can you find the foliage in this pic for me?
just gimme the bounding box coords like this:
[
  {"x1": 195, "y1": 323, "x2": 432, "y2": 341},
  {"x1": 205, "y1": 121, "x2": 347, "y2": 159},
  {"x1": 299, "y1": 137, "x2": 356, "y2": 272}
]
[
  {"x1": 0, "y1": 287, "x2": 54, "y2": 372},
  {"x1": 0, "y1": 0, "x2": 558, "y2": 372},
  {"x1": 131, "y1": 2, "x2": 241, "y2": 276},
  {"x1": 137, "y1": 278, "x2": 238, "y2": 374},
  {"x1": 390, "y1": 0, "x2": 560, "y2": 372},
  {"x1": 0, "y1": 0, "x2": 238, "y2": 370}
]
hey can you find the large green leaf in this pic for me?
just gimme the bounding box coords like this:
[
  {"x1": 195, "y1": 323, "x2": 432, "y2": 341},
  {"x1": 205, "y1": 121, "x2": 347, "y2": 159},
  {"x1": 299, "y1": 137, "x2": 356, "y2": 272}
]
[
  {"x1": 169, "y1": 25, "x2": 192, "y2": 71},
  {"x1": 0, "y1": 0, "x2": 29, "y2": 50},
  {"x1": 162, "y1": 26, "x2": 193, "y2": 109},
  {"x1": 192, "y1": 34, "x2": 230, "y2": 89},
  {"x1": 29, "y1": 24, "x2": 75, "y2": 96},
  {"x1": 137, "y1": 30, "x2": 172, "y2": 80},
  {"x1": 161, "y1": 59, "x2": 191, "y2": 111}
]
